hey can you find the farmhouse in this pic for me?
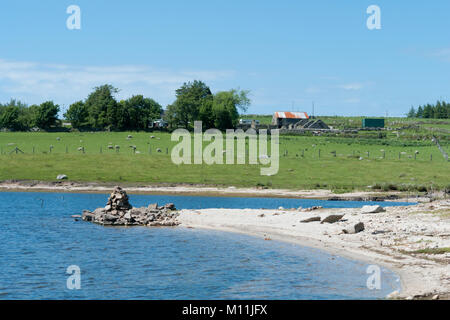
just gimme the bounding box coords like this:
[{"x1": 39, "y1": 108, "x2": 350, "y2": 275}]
[{"x1": 272, "y1": 112, "x2": 309, "y2": 128}]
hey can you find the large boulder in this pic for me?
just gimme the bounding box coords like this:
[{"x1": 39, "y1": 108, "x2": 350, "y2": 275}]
[
  {"x1": 321, "y1": 214, "x2": 345, "y2": 224},
  {"x1": 361, "y1": 205, "x2": 386, "y2": 214},
  {"x1": 300, "y1": 216, "x2": 321, "y2": 223},
  {"x1": 343, "y1": 222, "x2": 365, "y2": 234}
]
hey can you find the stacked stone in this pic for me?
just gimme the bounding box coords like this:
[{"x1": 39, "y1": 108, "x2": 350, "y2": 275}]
[
  {"x1": 105, "y1": 186, "x2": 132, "y2": 211},
  {"x1": 81, "y1": 187, "x2": 179, "y2": 227}
]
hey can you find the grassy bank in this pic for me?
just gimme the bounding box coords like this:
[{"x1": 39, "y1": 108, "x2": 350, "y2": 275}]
[{"x1": 0, "y1": 129, "x2": 448, "y2": 192}]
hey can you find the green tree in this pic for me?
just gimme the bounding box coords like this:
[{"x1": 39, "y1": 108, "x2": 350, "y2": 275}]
[
  {"x1": 0, "y1": 99, "x2": 36, "y2": 131},
  {"x1": 167, "y1": 80, "x2": 213, "y2": 128},
  {"x1": 435, "y1": 100, "x2": 447, "y2": 119},
  {"x1": 85, "y1": 84, "x2": 119, "y2": 129},
  {"x1": 416, "y1": 106, "x2": 424, "y2": 118},
  {"x1": 18, "y1": 104, "x2": 38, "y2": 129},
  {"x1": 422, "y1": 104, "x2": 433, "y2": 119},
  {"x1": 211, "y1": 89, "x2": 251, "y2": 130},
  {"x1": 64, "y1": 101, "x2": 89, "y2": 129},
  {"x1": 199, "y1": 99, "x2": 215, "y2": 129},
  {"x1": 0, "y1": 106, "x2": 20, "y2": 130},
  {"x1": 34, "y1": 101, "x2": 60, "y2": 129},
  {"x1": 120, "y1": 95, "x2": 163, "y2": 130},
  {"x1": 407, "y1": 106, "x2": 416, "y2": 118}
]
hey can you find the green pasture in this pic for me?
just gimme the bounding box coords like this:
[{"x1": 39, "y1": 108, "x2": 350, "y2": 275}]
[{"x1": 0, "y1": 131, "x2": 448, "y2": 191}]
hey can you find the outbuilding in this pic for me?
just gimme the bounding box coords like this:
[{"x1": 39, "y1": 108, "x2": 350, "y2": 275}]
[
  {"x1": 362, "y1": 118, "x2": 385, "y2": 128},
  {"x1": 272, "y1": 112, "x2": 309, "y2": 128}
]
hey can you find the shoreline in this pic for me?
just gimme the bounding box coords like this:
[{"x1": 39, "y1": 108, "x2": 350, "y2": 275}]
[
  {"x1": 1, "y1": 180, "x2": 448, "y2": 299},
  {"x1": 177, "y1": 202, "x2": 450, "y2": 299},
  {"x1": 0, "y1": 180, "x2": 433, "y2": 202}
]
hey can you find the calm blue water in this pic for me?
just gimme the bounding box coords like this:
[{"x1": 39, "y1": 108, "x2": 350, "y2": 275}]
[{"x1": 0, "y1": 192, "x2": 405, "y2": 300}]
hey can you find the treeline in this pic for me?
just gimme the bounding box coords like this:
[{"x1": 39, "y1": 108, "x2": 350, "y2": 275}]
[
  {"x1": 407, "y1": 100, "x2": 450, "y2": 119},
  {"x1": 0, "y1": 85, "x2": 163, "y2": 131},
  {"x1": 166, "y1": 80, "x2": 250, "y2": 130},
  {"x1": 0, "y1": 100, "x2": 59, "y2": 131},
  {"x1": 0, "y1": 81, "x2": 250, "y2": 131},
  {"x1": 64, "y1": 85, "x2": 163, "y2": 131}
]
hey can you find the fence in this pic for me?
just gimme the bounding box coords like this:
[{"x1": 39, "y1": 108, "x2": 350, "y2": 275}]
[{"x1": 432, "y1": 136, "x2": 449, "y2": 161}]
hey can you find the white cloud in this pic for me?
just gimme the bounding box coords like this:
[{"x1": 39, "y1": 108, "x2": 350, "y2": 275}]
[
  {"x1": 337, "y1": 83, "x2": 364, "y2": 91},
  {"x1": 0, "y1": 58, "x2": 235, "y2": 107},
  {"x1": 305, "y1": 86, "x2": 322, "y2": 94},
  {"x1": 343, "y1": 98, "x2": 360, "y2": 104},
  {"x1": 431, "y1": 48, "x2": 450, "y2": 62}
]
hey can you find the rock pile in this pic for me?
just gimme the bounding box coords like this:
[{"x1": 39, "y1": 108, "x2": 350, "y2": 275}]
[
  {"x1": 81, "y1": 186, "x2": 179, "y2": 227},
  {"x1": 105, "y1": 186, "x2": 132, "y2": 211}
]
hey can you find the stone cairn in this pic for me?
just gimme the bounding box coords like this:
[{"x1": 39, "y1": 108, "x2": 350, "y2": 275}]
[{"x1": 82, "y1": 186, "x2": 179, "y2": 227}]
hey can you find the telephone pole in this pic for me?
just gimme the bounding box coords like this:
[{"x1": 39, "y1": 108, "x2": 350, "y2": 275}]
[{"x1": 312, "y1": 101, "x2": 315, "y2": 118}]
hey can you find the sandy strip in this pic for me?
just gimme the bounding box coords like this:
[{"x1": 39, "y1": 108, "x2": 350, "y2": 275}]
[
  {"x1": 177, "y1": 201, "x2": 450, "y2": 299},
  {"x1": 0, "y1": 181, "x2": 430, "y2": 201}
]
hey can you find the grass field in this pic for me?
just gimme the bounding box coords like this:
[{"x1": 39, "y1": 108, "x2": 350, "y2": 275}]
[{"x1": 0, "y1": 123, "x2": 448, "y2": 192}]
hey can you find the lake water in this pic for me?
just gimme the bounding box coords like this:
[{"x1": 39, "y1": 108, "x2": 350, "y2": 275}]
[{"x1": 0, "y1": 192, "x2": 406, "y2": 300}]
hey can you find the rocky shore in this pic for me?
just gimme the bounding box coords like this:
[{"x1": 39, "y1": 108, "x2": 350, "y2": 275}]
[{"x1": 81, "y1": 186, "x2": 179, "y2": 226}]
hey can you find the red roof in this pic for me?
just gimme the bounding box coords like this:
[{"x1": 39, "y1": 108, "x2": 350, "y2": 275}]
[{"x1": 273, "y1": 112, "x2": 309, "y2": 119}]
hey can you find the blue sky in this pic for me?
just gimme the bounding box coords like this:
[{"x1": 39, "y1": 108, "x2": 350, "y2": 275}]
[{"x1": 0, "y1": 0, "x2": 449, "y2": 116}]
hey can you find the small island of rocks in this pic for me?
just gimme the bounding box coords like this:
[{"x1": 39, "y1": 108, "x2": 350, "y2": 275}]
[{"x1": 81, "y1": 186, "x2": 179, "y2": 227}]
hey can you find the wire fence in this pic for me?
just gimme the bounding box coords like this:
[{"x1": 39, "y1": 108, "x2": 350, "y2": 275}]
[{"x1": 1, "y1": 144, "x2": 448, "y2": 164}]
